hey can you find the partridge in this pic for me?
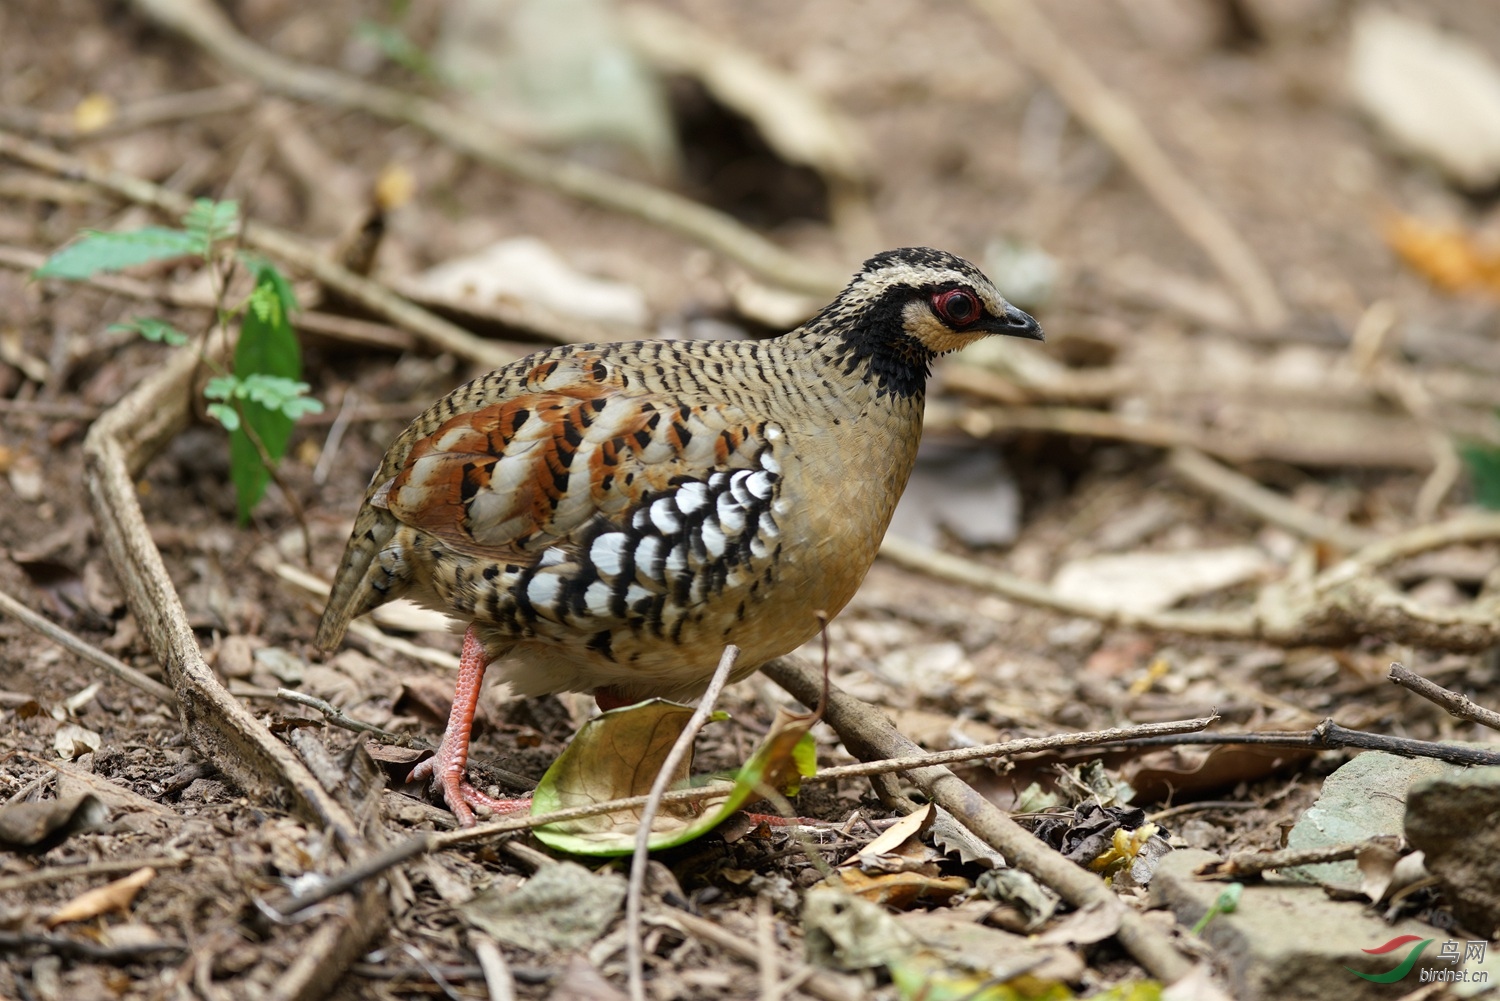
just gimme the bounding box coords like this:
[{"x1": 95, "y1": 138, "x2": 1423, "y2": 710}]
[{"x1": 317, "y1": 247, "x2": 1042, "y2": 825}]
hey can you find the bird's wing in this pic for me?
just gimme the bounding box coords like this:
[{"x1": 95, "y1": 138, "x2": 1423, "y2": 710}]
[{"x1": 375, "y1": 383, "x2": 774, "y2": 562}]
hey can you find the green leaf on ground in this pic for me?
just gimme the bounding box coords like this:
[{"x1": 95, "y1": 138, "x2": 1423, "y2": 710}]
[
  {"x1": 532, "y1": 701, "x2": 816, "y2": 856},
  {"x1": 35, "y1": 227, "x2": 203, "y2": 279}
]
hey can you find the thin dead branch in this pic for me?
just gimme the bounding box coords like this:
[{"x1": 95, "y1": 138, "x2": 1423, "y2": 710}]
[
  {"x1": 1389, "y1": 662, "x2": 1500, "y2": 733},
  {"x1": 879, "y1": 512, "x2": 1500, "y2": 652},
  {"x1": 0, "y1": 129, "x2": 519, "y2": 368},
  {"x1": 1195, "y1": 840, "x2": 1391, "y2": 880},
  {"x1": 1168, "y1": 447, "x2": 1376, "y2": 551},
  {"x1": 0, "y1": 589, "x2": 177, "y2": 705},
  {"x1": 627, "y1": 645, "x2": 740, "y2": 1001},
  {"x1": 1087, "y1": 719, "x2": 1500, "y2": 767},
  {"x1": 762, "y1": 656, "x2": 1197, "y2": 984},
  {"x1": 126, "y1": 0, "x2": 847, "y2": 297},
  {"x1": 469, "y1": 932, "x2": 517, "y2": 1001},
  {"x1": 0, "y1": 83, "x2": 258, "y2": 140},
  {"x1": 75, "y1": 319, "x2": 387, "y2": 997},
  {"x1": 970, "y1": 0, "x2": 1287, "y2": 330}
]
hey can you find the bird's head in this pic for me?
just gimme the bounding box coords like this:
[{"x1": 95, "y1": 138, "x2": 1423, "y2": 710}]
[{"x1": 813, "y1": 247, "x2": 1043, "y2": 397}]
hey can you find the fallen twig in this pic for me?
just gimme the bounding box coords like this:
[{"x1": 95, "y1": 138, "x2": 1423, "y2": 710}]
[
  {"x1": 1168, "y1": 447, "x2": 1375, "y2": 551},
  {"x1": 762, "y1": 656, "x2": 1197, "y2": 984},
  {"x1": 469, "y1": 932, "x2": 517, "y2": 1001},
  {"x1": 1195, "y1": 840, "x2": 1390, "y2": 881},
  {"x1": 127, "y1": 0, "x2": 846, "y2": 296},
  {"x1": 0, "y1": 930, "x2": 187, "y2": 963},
  {"x1": 0, "y1": 129, "x2": 519, "y2": 368},
  {"x1": 1389, "y1": 662, "x2": 1500, "y2": 734},
  {"x1": 809, "y1": 715, "x2": 1215, "y2": 779},
  {"x1": 0, "y1": 83, "x2": 257, "y2": 141},
  {"x1": 1086, "y1": 718, "x2": 1500, "y2": 767},
  {"x1": 0, "y1": 856, "x2": 190, "y2": 894},
  {"x1": 276, "y1": 689, "x2": 431, "y2": 749},
  {"x1": 627, "y1": 645, "x2": 739, "y2": 1001},
  {"x1": 76, "y1": 319, "x2": 387, "y2": 996},
  {"x1": 969, "y1": 0, "x2": 1287, "y2": 330},
  {"x1": 879, "y1": 512, "x2": 1500, "y2": 652},
  {"x1": 0, "y1": 588, "x2": 177, "y2": 705}
]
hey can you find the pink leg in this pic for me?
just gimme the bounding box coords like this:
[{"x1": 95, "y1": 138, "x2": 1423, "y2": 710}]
[{"x1": 408, "y1": 624, "x2": 530, "y2": 827}]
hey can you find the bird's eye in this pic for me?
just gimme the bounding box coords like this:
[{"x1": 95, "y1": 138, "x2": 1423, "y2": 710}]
[{"x1": 933, "y1": 289, "x2": 980, "y2": 327}]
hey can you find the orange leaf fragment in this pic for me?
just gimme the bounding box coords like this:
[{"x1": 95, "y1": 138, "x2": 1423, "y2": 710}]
[
  {"x1": 44, "y1": 866, "x2": 157, "y2": 928},
  {"x1": 1383, "y1": 213, "x2": 1500, "y2": 294}
]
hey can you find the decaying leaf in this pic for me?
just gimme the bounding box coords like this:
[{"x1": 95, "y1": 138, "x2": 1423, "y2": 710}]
[
  {"x1": 803, "y1": 887, "x2": 919, "y2": 970},
  {"x1": 45, "y1": 866, "x2": 157, "y2": 928},
  {"x1": 1357, "y1": 845, "x2": 1432, "y2": 904},
  {"x1": 974, "y1": 868, "x2": 1060, "y2": 933},
  {"x1": 531, "y1": 700, "x2": 815, "y2": 855},
  {"x1": 822, "y1": 867, "x2": 970, "y2": 908},
  {"x1": 458, "y1": 861, "x2": 626, "y2": 953},
  {"x1": 0, "y1": 793, "x2": 108, "y2": 852},
  {"x1": 1123, "y1": 744, "x2": 1312, "y2": 802},
  {"x1": 1384, "y1": 214, "x2": 1500, "y2": 295},
  {"x1": 855, "y1": 803, "x2": 935, "y2": 869},
  {"x1": 931, "y1": 807, "x2": 1007, "y2": 869},
  {"x1": 53, "y1": 722, "x2": 101, "y2": 760}
]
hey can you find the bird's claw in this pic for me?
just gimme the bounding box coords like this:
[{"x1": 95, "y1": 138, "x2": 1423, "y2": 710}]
[{"x1": 409, "y1": 753, "x2": 529, "y2": 828}]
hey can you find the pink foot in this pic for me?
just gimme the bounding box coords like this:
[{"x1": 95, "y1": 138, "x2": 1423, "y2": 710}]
[
  {"x1": 411, "y1": 624, "x2": 531, "y2": 827},
  {"x1": 409, "y1": 752, "x2": 529, "y2": 827}
]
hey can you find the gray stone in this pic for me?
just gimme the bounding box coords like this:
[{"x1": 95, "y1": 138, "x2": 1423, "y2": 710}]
[
  {"x1": 1284, "y1": 752, "x2": 1462, "y2": 888},
  {"x1": 1406, "y1": 766, "x2": 1500, "y2": 939},
  {"x1": 1152, "y1": 849, "x2": 1455, "y2": 1001}
]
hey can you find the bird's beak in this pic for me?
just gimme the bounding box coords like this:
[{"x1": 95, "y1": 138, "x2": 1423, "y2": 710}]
[{"x1": 990, "y1": 302, "x2": 1044, "y2": 341}]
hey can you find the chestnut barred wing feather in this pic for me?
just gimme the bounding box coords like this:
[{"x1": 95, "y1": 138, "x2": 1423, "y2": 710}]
[{"x1": 377, "y1": 390, "x2": 773, "y2": 561}]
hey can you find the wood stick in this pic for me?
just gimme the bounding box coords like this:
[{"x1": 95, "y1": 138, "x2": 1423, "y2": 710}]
[
  {"x1": 126, "y1": 0, "x2": 846, "y2": 297},
  {"x1": 1168, "y1": 446, "x2": 1375, "y2": 551},
  {"x1": 626, "y1": 645, "x2": 739, "y2": 1001},
  {"x1": 1389, "y1": 662, "x2": 1500, "y2": 734},
  {"x1": 0, "y1": 589, "x2": 177, "y2": 705},
  {"x1": 762, "y1": 656, "x2": 1196, "y2": 984},
  {"x1": 970, "y1": 0, "x2": 1287, "y2": 331}
]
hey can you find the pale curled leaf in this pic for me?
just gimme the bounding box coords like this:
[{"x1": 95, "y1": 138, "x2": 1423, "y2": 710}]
[
  {"x1": 45, "y1": 866, "x2": 157, "y2": 928},
  {"x1": 54, "y1": 722, "x2": 101, "y2": 760}
]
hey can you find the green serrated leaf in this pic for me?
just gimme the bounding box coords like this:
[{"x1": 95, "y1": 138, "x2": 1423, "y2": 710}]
[
  {"x1": 228, "y1": 264, "x2": 309, "y2": 522},
  {"x1": 206, "y1": 403, "x2": 240, "y2": 432},
  {"x1": 181, "y1": 199, "x2": 239, "y2": 250},
  {"x1": 109, "y1": 317, "x2": 190, "y2": 346},
  {"x1": 203, "y1": 375, "x2": 242, "y2": 401},
  {"x1": 36, "y1": 228, "x2": 203, "y2": 279}
]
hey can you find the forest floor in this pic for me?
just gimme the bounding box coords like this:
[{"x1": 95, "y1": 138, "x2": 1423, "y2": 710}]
[{"x1": 1, "y1": 0, "x2": 1498, "y2": 999}]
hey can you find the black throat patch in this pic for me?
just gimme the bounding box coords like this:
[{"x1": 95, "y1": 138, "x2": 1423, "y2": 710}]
[{"x1": 825, "y1": 285, "x2": 936, "y2": 400}]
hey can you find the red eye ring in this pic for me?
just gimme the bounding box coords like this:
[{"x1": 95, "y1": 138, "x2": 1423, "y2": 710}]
[{"x1": 933, "y1": 289, "x2": 980, "y2": 327}]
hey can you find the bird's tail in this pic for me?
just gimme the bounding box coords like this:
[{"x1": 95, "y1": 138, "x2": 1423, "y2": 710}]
[{"x1": 316, "y1": 505, "x2": 402, "y2": 649}]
